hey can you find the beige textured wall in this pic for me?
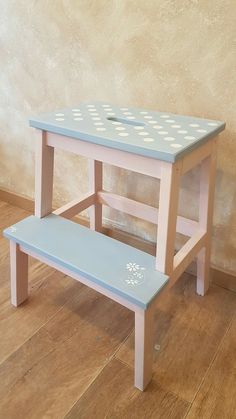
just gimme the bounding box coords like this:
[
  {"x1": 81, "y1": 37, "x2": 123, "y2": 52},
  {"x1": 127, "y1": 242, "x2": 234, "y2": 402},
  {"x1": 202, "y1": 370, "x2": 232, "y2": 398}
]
[{"x1": 0, "y1": 0, "x2": 235, "y2": 273}]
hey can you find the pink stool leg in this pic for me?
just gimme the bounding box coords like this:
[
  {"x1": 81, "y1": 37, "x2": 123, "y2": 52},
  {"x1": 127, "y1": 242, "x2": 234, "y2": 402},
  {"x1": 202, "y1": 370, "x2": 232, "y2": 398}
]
[
  {"x1": 10, "y1": 241, "x2": 28, "y2": 306},
  {"x1": 35, "y1": 131, "x2": 54, "y2": 218},
  {"x1": 156, "y1": 161, "x2": 181, "y2": 275},
  {"x1": 197, "y1": 143, "x2": 217, "y2": 295},
  {"x1": 89, "y1": 159, "x2": 103, "y2": 232},
  {"x1": 134, "y1": 303, "x2": 155, "y2": 391}
]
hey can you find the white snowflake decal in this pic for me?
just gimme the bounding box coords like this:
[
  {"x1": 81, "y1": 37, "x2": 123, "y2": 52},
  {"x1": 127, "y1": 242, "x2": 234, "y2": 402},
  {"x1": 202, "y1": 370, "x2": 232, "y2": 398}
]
[
  {"x1": 125, "y1": 262, "x2": 146, "y2": 286},
  {"x1": 126, "y1": 262, "x2": 139, "y2": 272},
  {"x1": 10, "y1": 226, "x2": 17, "y2": 233},
  {"x1": 125, "y1": 278, "x2": 140, "y2": 286}
]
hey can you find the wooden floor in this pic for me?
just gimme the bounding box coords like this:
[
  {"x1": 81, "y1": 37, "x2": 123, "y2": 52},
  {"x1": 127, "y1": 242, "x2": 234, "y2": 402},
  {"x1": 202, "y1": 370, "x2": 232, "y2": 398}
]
[{"x1": 0, "y1": 201, "x2": 236, "y2": 419}]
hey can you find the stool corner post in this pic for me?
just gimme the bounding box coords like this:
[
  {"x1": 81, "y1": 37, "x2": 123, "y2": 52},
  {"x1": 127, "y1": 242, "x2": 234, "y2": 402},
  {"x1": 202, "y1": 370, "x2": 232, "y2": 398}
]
[{"x1": 10, "y1": 241, "x2": 28, "y2": 307}]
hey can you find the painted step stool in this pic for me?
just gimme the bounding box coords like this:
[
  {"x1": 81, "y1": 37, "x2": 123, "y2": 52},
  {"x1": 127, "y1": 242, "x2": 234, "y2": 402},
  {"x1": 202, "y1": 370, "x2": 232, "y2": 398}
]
[{"x1": 3, "y1": 102, "x2": 225, "y2": 391}]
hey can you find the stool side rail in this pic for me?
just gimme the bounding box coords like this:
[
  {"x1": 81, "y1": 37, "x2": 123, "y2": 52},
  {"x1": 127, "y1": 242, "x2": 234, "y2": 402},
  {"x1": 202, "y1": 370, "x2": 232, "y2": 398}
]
[
  {"x1": 18, "y1": 245, "x2": 149, "y2": 313},
  {"x1": 46, "y1": 132, "x2": 162, "y2": 179},
  {"x1": 97, "y1": 190, "x2": 198, "y2": 237}
]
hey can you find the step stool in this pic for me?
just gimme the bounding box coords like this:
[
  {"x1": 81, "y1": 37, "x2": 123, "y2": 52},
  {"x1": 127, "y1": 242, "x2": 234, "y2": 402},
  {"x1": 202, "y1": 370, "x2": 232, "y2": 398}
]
[{"x1": 3, "y1": 102, "x2": 225, "y2": 390}]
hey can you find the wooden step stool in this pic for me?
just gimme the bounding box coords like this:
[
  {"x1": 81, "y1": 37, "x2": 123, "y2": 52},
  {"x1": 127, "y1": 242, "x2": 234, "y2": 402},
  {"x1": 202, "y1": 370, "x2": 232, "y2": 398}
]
[{"x1": 3, "y1": 102, "x2": 225, "y2": 390}]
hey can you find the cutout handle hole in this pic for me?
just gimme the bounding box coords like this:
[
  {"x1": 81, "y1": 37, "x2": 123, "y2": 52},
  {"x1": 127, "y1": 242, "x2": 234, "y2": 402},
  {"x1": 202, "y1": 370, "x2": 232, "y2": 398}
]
[{"x1": 107, "y1": 117, "x2": 146, "y2": 127}]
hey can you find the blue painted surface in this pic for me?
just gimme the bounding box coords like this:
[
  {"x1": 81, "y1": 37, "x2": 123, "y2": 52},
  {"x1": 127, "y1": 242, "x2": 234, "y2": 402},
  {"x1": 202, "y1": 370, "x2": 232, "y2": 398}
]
[
  {"x1": 29, "y1": 102, "x2": 225, "y2": 162},
  {"x1": 3, "y1": 215, "x2": 169, "y2": 309}
]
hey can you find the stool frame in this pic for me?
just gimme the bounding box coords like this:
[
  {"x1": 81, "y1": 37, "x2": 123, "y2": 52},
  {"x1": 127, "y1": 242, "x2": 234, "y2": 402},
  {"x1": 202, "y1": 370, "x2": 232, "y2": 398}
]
[{"x1": 10, "y1": 128, "x2": 217, "y2": 390}]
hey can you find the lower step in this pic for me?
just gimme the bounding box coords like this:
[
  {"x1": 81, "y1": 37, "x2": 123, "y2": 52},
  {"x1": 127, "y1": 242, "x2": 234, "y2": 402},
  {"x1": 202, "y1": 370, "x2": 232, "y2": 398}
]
[{"x1": 3, "y1": 214, "x2": 169, "y2": 309}]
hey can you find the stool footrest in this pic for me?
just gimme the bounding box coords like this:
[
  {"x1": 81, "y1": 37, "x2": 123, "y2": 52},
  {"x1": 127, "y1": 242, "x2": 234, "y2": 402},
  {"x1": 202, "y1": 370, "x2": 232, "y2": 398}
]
[{"x1": 3, "y1": 214, "x2": 168, "y2": 309}]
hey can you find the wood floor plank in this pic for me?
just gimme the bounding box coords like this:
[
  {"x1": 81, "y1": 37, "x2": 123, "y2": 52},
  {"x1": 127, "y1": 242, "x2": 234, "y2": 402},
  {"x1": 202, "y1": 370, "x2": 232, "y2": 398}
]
[
  {"x1": 65, "y1": 358, "x2": 189, "y2": 419},
  {"x1": 0, "y1": 201, "x2": 84, "y2": 363},
  {"x1": 0, "y1": 201, "x2": 29, "y2": 230},
  {"x1": 186, "y1": 316, "x2": 236, "y2": 419},
  {"x1": 116, "y1": 274, "x2": 236, "y2": 402},
  {"x1": 0, "y1": 261, "x2": 81, "y2": 364},
  {"x1": 0, "y1": 288, "x2": 133, "y2": 418}
]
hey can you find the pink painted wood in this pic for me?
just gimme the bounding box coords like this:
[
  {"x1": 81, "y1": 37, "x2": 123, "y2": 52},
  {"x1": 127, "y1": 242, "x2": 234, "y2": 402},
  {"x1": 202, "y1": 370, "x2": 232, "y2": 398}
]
[
  {"x1": 156, "y1": 160, "x2": 181, "y2": 275},
  {"x1": 89, "y1": 160, "x2": 103, "y2": 232},
  {"x1": 10, "y1": 241, "x2": 28, "y2": 306},
  {"x1": 35, "y1": 131, "x2": 54, "y2": 218},
  {"x1": 53, "y1": 193, "x2": 95, "y2": 219},
  {"x1": 46, "y1": 132, "x2": 162, "y2": 179},
  {"x1": 97, "y1": 191, "x2": 198, "y2": 237},
  {"x1": 196, "y1": 140, "x2": 217, "y2": 295},
  {"x1": 135, "y1": 302, "x2": 155, "y2": 390}
]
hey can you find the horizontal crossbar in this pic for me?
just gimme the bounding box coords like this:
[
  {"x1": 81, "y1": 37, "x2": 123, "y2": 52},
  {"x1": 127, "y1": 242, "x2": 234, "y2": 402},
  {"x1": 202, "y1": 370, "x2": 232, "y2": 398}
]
[
  {"x1": 97, "y1": 191, "x2": 198, "y2": 237},
  {"x1": 53, "y1": 193, "x2": 95, "y2": 218},
  {"x1": 171, "y1": 229, "x2": 207, "y2": 283}
]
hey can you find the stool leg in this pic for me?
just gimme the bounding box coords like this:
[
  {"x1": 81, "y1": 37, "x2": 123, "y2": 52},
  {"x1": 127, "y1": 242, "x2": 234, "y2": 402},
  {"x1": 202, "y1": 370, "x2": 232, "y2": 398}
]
[
  {"x1": 156, "y1": 161, "x2": 181, "y2": 275},
  {"x1": 10, "y1": 241, "x2": 28, "y2": 306},
  {"x1": 89, "y1": 159, "x2": 103, "y2": 232},
  {"x1": 134, "y1": 304, "x2": 155, "y2": 391},
  {"x1": 35, "y1": 131, "x2": 54, "y2": 218},
  {"x1": 197, "y1": 144, "x2": 217, "y2": 295}
]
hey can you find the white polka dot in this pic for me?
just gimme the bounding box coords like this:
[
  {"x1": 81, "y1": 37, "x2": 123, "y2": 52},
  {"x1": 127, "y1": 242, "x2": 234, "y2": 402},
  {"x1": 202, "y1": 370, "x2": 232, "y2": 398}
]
[
  {"x1": 102, "y1": 105, "x2": 110, "y2": 107},
  {"x1": 165, "y1": 119, "x2": 175, "y2": 123},
  {"x1": 160, "y1": 115, "x2": 170, "y2": 118},
  {"x1": 158, "y1": 131, "x2": 168, "y2": 135},
  {"x1": 134, "y1": 126, "x2": 144, "y2": 130},
  {"x1": 144, "y1": 116, "x2": 152, "y2": 119},
  {"x1": 87, "y1": 105, "x2": 95, "y2": 108},
  {"x1": 184, "y1": 136, "x2": 196, "y2": 140},
  {"x1": 148, "y1": 121, "x2": 158, "y2": 124},
  {"x1": 94, "y1": 122, "x2": 104, "y2": 126},
  {"x1": 123, "y1": 112, "x2": 132, "y2": 115},
  {"x1": 126, "y1": 116, "x2": 135, "y2": 119},
  {"x1": 74, "y1": 117, "x2": 83, "y2": 121},
  {"x1": 170, "y1": 143, "x2": 182, "y2": 148},
  {"x1": 72, "y1": 108, "x2": 80, "y2": 112},
  {"x1": 164, "y1": 137, "x2": 175, "y2": 141},
  {"x1": 92, "y1": 117, "x2": 101, "y2": 120},
  {"x1": 189, "y1": 123, "x2": 200, "y2": 127},
  {"x1": 55, "y1": 113, "x2": 64, "y2": 116},
  {"x1": 207, "y1": 122, "x2": 218, "y2": 126},
  {"x1": 143, "y1": 138, "x2": 154, "y2": 142},
  {"x1": 138, "y1": 132, "x2": 149, "y2": 136},
  {"x1": 90, "y1": 113, "x2": 99, "y2": 116},
  {"x1": 88, "y1": 108, "x2": 96, "y2": 112},
  {"x1": 171, "y1": 125, "x2": 181, "y2": 128},
  {"x1": 119, "y1": 132, "x2": 129, "y2": 137},
  {"x1": 105, "y1": 108, "x2": 112, "y2": 112},
  {"x1": 140, "y1": 111, "x2": 148, "y2": 114},
  {"x1": 73, "y1": 113, "x2": 82, "y2": 116},
  {"x1": 120, "y1": 107, "x2": 128, "y2": 110},
  {"x1": 115, "y1": 127, "x2": 125, "y2": 131},
  {"x1": 96, "y1": 127, "x2": 106, "y2": 131},
  {"x1": 107, "y1": 112, "x2": 115, "y2": 116},
  {"x1": 111, "y1": 121, "x2": 121, "y2": 125},
  {"x1": 153, "y1": 125, "x2": 163, "y2": 129},
  {"x1": 197, "y1": 129, "x2": 207, "y2": 133},
  {"x1": 178, "y1": 130, "x2": 188, "y2": 134},
  {"x1": 55, "y1": 117, "x2": 64, "y2": 121}
]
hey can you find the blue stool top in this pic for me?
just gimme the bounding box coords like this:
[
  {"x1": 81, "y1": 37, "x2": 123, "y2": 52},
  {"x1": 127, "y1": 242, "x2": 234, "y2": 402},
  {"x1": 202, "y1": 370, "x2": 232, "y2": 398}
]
[{"x1": 29, "y1": 102, "x2": 225, "y2": 162}]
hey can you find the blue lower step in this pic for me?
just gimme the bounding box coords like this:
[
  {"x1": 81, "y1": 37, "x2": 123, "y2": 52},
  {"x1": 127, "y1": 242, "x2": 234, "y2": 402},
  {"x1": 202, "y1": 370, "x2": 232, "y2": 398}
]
[{"x1": 3, "y1": 214, "x2": 168, "y2": 309}]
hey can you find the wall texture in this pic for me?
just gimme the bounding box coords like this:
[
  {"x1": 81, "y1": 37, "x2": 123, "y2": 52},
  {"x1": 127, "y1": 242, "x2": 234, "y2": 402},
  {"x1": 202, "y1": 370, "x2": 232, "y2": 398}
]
[{"x1": 0, "y1": 0, "x2": 235, "y2": 274}]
